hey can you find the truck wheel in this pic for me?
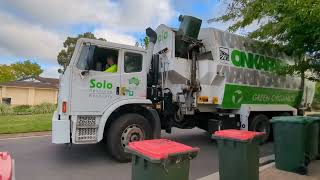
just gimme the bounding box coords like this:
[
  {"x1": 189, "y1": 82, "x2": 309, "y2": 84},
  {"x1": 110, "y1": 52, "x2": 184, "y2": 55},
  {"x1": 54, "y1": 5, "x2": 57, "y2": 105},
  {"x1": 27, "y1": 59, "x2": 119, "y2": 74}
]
[
  {"x1": 106, "y1": 113, "x2": 152, "y2": 162},
  {"x1": 249, "y1": 114, "x2": 270, "y2": 143}
]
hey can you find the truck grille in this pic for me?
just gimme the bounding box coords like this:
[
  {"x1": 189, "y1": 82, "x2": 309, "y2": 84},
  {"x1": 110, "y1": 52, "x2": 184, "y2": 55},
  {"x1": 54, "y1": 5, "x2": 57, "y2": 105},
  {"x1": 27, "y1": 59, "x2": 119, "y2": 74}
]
[
  {"x1": 77, "y1": 115, "x2": 97, "y2": 127},
  {"x1": 75, "y1": 115, "x2": 99, "y2": 142},
  {"x1": 76, "y1": 128, "x2": 97, "y2": 141}
]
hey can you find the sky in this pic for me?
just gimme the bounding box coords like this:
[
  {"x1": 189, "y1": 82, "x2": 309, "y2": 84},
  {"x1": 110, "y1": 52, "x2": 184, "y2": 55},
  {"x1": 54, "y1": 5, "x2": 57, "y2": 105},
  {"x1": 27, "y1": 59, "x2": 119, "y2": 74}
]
[{"x1": 0, "y1": 0, "x2": 235, "y2": 78}]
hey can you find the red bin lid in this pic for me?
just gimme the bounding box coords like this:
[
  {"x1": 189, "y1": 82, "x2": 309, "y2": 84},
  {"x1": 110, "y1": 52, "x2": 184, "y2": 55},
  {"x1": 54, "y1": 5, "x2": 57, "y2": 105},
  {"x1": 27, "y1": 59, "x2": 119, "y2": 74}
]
[
  {"x1": 0, "y1": 152, "x2": 13, "y2": 180},
  {"x1": 127, "y1": 139, "x2": 199, "y2": 160},
  {"x1": 214, "y1": 129, "x2": 264, "y2": 141}
]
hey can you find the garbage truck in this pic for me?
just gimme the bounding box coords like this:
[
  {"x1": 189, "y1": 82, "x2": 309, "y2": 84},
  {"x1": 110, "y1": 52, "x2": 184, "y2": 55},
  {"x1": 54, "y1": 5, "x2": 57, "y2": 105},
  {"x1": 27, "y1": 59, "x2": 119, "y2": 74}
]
[{"x1": 52, "y1": 15, "x2": 315, "y2": 162}]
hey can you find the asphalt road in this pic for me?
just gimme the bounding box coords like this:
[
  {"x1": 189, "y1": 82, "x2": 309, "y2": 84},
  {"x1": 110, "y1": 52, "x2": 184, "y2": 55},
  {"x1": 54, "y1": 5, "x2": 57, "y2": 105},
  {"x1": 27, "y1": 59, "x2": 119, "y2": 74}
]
[{"x1": 0, "y1": 128, "x2": 274, "y2": 180}]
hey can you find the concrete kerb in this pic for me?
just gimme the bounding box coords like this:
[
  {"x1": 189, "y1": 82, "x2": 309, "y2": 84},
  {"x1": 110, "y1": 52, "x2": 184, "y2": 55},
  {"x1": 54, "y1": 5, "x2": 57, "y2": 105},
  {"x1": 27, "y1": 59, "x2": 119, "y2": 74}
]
[{"x1": 0, "y1": 131, "x2": 51, "y2": 140}]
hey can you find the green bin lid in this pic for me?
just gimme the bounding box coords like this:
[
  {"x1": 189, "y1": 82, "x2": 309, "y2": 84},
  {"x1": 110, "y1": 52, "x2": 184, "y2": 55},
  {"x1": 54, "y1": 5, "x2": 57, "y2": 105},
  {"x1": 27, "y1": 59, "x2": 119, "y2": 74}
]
[
  {"x1": 271, "y1": 116, "x2": 320, "y2": 123},
  {"x1": 306, "y1": 116, "x2": 320, "y2": 122},
  {"x1": 307, "y1": 114, "x2": 320, "y2": 118}
]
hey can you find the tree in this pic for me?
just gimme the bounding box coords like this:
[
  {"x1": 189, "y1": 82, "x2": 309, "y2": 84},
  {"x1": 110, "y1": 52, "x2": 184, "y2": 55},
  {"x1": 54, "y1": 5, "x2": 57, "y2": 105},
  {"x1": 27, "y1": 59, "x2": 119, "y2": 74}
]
[
  {"x1": 143, "y1": 36, "x2": 150, "y2": 49},
  {"x1": 0, "y1": 65, "x2": 15, "y2": 83},
  {"x1": 0, "y1": 60, "x2": 43, "y2": 83},
  {"x1": 11, "y1": 60, "x2": 43, "y2": 79},
  {"x1": 312, "y1": 82, "x2": 320, "y2": 107},
  {"x1": 212, "y1": 0, "x2": 320, "y2": 80},
  {"x1": 57, "y1": 32, "x2": 106, "y2": 69},
  {"x1": 135, "y1": 36, "x2": 150, "y2": 49}
]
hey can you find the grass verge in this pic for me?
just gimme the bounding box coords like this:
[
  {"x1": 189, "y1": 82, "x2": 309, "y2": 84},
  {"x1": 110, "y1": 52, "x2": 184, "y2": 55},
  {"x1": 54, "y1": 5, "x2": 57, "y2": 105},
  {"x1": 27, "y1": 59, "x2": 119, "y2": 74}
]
[{"x1": 0, "y1": 113, "x2": 52, "y2": 134}]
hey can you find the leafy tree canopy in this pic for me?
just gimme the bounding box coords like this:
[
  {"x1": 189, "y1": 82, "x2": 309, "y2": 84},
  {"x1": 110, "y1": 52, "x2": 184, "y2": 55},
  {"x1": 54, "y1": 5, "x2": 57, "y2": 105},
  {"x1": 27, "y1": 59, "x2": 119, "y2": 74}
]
[
  {"x1": 57, "y1": 32, "x2": 106, "y2": 69},
  {"x1": 0, "y1": 60, "x2": 43, "y2": 83},
  {"x1": 136, "y1": 36, "x2": 150, "y2": 49},
  {"x1": 213, "y1": 0, "x2": 320, "y2": 80},
  {"x1": 0, "y1": 65, "x2": 15, "y2": 83}
]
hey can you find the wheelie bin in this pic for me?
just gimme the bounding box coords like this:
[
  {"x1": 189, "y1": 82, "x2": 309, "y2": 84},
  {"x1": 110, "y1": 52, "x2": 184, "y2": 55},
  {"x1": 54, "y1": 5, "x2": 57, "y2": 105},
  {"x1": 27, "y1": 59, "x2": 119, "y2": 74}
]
[
  {"x1": 305, "y1": 117, "x2": 320, "y2": 162},
  {"x1": 212, "y1": 129, "x2": 265, "y2": 180},
  {"x1": 0, "y1": 152, "x2": 13, "y2": 180},
  {"x1": 307, "y1": 114, "x2": 320, "y2": 159},
  {"x1": 125, "y1": 139, "x2": 199, "y2": 180},
  {"x1": 271, "y1": 116, "x2": 312, "y2": 174}
]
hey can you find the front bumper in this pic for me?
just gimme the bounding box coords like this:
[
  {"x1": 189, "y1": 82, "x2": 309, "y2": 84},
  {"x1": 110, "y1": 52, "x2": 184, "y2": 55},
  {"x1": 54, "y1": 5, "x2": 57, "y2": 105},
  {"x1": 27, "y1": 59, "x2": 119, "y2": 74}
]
[{"x1": 52, "y1": 111, "x2": 70, "y2": 144}]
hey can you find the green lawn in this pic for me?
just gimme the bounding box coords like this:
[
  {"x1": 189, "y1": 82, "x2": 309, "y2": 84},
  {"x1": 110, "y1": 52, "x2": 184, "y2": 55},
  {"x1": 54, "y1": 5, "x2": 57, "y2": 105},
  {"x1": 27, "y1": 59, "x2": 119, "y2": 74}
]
[{"x1": 0, "y1": 113, "x2": 52, "y2": 134}]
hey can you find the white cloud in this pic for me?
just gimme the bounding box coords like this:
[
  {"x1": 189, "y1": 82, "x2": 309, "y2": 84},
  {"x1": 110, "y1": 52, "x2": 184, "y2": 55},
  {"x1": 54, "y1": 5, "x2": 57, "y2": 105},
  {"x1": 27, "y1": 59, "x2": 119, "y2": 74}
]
[
  {"x1": 94, "y1": 29, "x2": 136, "y2": 45},
  {"x1": 0, "y1": 0, "x2": 114, "y2": 26},
  {"x1": 40, "y1": 65, "x2": 60, "y2": 78},
  {"x1": 0, "y1": 11, "x2": 63, "y2": 63},
  {"x1": 0, "y1": 0, "x2": 176, "y2": 72},
  {"x1": 0, "y1": 0, "x2": 176, "y2": 77},
  {"x1": 206, "y1": 0, "x2": 233, "y2": 31},
  {"x1": 207, "y1": 0, "x2": 261, "y2": 35},
  {"x1": 113, "y1": 0, "x2": 176, "y2": 31},
  {"x1": 1, "y1": 0, "x2": 175, "y2": 31}
]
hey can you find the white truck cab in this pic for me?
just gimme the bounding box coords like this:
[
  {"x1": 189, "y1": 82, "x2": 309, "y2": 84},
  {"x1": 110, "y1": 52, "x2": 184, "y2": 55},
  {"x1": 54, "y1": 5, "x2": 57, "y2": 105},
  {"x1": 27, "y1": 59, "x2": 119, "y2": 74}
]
[{"x1": 53, "y1": 38, "x2": 150, "y2": 140}]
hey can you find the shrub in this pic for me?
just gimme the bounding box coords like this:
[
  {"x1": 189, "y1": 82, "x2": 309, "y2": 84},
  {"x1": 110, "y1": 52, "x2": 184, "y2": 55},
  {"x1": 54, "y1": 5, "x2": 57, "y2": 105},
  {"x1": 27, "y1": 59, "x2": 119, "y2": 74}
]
[
  {"x1": 31, "y1": 103, "x2": 56, "y2": 114},
  {"x1": 312, "y1": 82, "x2": 320, "y2": 110},
  {"x1": 0, "y1": 103, "x2": 13, "y2": 115},
  {"x1": 31, "y1": 102, "x2": 56, "y2": 114},
  {"x1": 13, "y1": 105, "x2": 32, "y2": 115}
]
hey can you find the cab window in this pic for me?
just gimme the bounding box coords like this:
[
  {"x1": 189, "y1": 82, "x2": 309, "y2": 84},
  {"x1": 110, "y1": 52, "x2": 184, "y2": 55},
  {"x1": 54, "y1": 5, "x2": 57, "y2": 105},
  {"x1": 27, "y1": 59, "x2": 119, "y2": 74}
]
[
  {"x1": 77, "y1": 45, "x2": 119, "y2": 73},
  {"x1": 124, "y1": 52, "x2": 142, "y2": 73}
]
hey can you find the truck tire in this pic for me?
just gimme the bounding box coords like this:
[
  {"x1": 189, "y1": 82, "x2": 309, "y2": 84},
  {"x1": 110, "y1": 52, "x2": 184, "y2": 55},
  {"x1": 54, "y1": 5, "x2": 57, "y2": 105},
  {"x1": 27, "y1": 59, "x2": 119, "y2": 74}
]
[
  {"x1": 249, "y1": 114, "x2": 270, "y2": 143},
  {"x1": 106, "y1": 113, "x2": 152, "y2": 162}
]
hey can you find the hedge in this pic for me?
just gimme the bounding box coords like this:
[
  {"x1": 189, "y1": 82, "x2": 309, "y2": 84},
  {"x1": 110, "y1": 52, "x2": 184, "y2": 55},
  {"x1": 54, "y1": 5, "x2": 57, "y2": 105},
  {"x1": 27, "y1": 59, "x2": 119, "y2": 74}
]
[
  {"x1": 0, "y1": 103, "x2": 56, "y2": 115},
  {"x1": 0, "y1": 103, "x2": 13, "y2": 115}
]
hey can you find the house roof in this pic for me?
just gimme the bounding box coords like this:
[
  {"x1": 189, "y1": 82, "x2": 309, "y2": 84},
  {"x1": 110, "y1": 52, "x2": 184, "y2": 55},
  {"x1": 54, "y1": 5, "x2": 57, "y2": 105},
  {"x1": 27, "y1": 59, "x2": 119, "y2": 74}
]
[{"x1": 0, "y1": 76, "x2": 59, "y2": 89}]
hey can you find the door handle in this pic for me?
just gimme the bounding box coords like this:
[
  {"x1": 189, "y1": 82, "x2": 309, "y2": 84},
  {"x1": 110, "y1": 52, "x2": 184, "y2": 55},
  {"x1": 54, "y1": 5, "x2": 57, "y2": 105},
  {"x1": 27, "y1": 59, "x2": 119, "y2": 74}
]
[{"x1": 116, "y1": 87, "x2": 119, "y2": 95}]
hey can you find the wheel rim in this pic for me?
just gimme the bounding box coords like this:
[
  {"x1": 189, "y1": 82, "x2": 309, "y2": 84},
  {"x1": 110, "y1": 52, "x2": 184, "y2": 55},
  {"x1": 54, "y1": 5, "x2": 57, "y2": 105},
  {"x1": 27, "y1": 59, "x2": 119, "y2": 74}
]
[{"x1": 121, "y1": 124, "x2": 145, "y2": 148}]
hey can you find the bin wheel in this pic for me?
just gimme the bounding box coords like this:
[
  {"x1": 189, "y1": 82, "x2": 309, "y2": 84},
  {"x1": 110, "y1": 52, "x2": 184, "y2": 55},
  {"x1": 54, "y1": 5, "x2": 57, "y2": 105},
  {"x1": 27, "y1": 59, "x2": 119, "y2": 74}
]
[
  {"x1": 106, "y1": 113, "x2": 152, "y2": 162},
  {"x1": 305, "y1": 156, "x2": 311, "y2": 166},
  {"x1": 295, "y1": 165, "x2": 308, "y2": 175},
  {"x1": 249, "y1": 114, "x2": 270, "y2": 143}
]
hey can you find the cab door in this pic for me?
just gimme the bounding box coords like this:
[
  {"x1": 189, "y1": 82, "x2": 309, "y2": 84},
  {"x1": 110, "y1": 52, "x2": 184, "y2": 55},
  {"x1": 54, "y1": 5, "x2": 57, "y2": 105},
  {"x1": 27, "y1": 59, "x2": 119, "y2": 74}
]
[
  {"x1": 120, "y1": 50, "x2": 146, "y2": 99},
  {"x1": 70, "y1": 43, "x2": 122, "y2": 114}
]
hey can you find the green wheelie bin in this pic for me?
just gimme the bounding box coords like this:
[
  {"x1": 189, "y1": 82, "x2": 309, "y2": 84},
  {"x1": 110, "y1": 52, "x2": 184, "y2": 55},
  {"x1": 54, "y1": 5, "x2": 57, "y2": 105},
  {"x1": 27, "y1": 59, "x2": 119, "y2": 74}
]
[
  {"x1": 271, "y1": 116, "x2": 313, "y2": 174},
  {"x1": 212, "y1": 129, "x2": 265, "y2": 180},
  {"x1": 305, "y1": 117, "x2": 320, "y2": 162},
  {"x1": 306, "y1": 114, "x2": 320, "y2": 160},
  {"x1": 125, "y1": 139, "x2": 199, "y2": 180}
]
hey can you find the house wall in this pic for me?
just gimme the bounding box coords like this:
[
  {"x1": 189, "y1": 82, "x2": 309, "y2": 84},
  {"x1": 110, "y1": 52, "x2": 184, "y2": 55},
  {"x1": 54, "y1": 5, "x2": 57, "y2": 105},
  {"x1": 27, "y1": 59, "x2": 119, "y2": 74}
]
[
  {"x1": 34, "y1": 89, "x2": 58, "y2": 105},
  {"x1": 5, "y1": 87, "x2": 29, "y2": 105},
  {"x1": 0, "y1": 86, "x2": 58, "y2": 105}
]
